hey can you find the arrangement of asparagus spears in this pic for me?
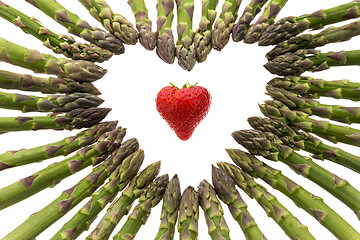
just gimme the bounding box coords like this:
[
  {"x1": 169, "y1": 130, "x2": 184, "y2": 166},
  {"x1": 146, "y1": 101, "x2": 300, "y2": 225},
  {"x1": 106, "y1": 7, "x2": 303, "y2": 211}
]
[
  {"x1": 211, "y1": 0, "x2": 242, "y2": 50},
  {"x1": 264, "y1": 49, "x2": 360, "y2": 76},
  {"x1": 0, "y1": 91, "x2": 103, "y2": 113},
  {"x1": 243, "y1": 0, "x2": 288, "y2": 44},
  {"x1": 0, "y1": 107, "x2": 111, "y2": 133},
  {"x1": 0, "y1": 70, "x2": 100, "y2": 94},
  {"x1": 0, "y1": 127, "x2": 127, "y2": 210},
  {"x1": 0, "y1": 0, "x2": 114, "y2": 62},
  {"x1": 86, "y1": 160, "x2": 162, "y2": 239},
  {"x1": 128, "y1": 0, "x2": 157, "y2": 50},
  {"x1": 194, "y1": 0, "x2": 219, "y2": 63},
  {"x1": 212, "y1": 165, "x2": 266, "y2": 239},
  {"x1": 175, "y1": 0, "x2": 196, "y2": 71},
  {"x1": 232, "y1": 0, "x2": 269, "y2": 42},
  {"x1": 226, "y1": 148, "x2": 360, "y2": 239},
  {"x1": 218, "y1": 162, "x2": 317, "y2": 240},
  {"x1": 156, "y1": 0, "x2": 176, "y2": 64},
  {"x1": 25, "y1": 0, "x2": 125, "y2": 54},
  {"x1": 1, "y1": 0, "x2": 360, "y2": 239},
  {"x1": 198, "y1": 179, "x2": 231, "y2": 240},
  {"x1": 265, "y1": 20, "x2": 360, "y2": 60},
  {"x1": 0, "y1": 37, "x2": 107, "y2": 82},
  {"x1": 259, "y1": 1, "x2": 360, "y2": 46},
  {"x1": 0, "y1": 0, "x2": 356, "y2": 71},
  {"x1": 77, "y1": 0, "x2": 139, "y2": 45}
]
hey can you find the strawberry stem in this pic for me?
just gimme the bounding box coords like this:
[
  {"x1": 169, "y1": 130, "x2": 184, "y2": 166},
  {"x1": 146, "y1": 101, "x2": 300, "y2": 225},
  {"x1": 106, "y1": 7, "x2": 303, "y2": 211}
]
[
  {"x1": 169, "y1": 82, "x2": 198, "y2": 89},
  {"x1": 169, "y1": 82, "x2": 179, "y2": 89},
  {"x1": 189, "y1": 82, "x2": 198, "y2": 88}
]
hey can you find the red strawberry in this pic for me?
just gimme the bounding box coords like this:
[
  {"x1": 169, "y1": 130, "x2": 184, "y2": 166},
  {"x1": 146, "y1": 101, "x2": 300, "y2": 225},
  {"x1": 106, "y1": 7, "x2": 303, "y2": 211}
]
[{"x1": 155, "y1": 83, "x2": 211, "y2": 141}]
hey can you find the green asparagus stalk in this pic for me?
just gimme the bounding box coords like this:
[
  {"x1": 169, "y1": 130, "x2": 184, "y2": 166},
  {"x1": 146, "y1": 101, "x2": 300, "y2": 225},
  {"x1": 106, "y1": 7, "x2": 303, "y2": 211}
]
[
  {"x1": 243, "y1": 0, "x2": 288, "y2": 44},
  {"x1": 259, "y1": 1, "x2": 360, "y2": 46},
  {"x1": 266, "y1": 20, "x2": 360, "y2": 60},
  {"x1": 0, "y1": 37, "x2": 106, "y2": 82},
  {"x1": 177, "y1": 186, "x2": 199, "y2": 240},
  {"x1": 218, "y1": 162, "x2": 316, "y2": 240},
  {"x1": 156, "y1": 0, "x2": 176, "y2": 64},
  {"x1": 212, "y1": 165, "x2": 266, "y2": 240},
  {"x1": 0, "y1": 107, "x2": 110, "y2": 133},
  {"x1": 0, "y1": 127, "x2": 127, "y2": 210},
  {"x1": 212, "y1": 0, "x2": 242, "y2": 50},
  {"x1": 128, "y1": 0, "x2": 156, "y2": 50},
  {"x1": 264, "y1": 49, "x2": 360, "y2": 76},
  {"x1": 248, "y1": 116, "x2": 360, "y2": 173},
  {"x1": 267, "y1": 85, "x2": 360, "y2": 124},
  {"x1": 198, "y1": 179, "x2": 231, "y2": 240},
  {"x1": 154, "y1": 174, "x2": 181, "y2": 240},
  {"x1": 231, "y1": 0, "x2": 269, "y2": 42},
  {"x1": 1, "y1": 138, "x2": 132, "y2": 240},
  {"x1": 194, "y1": 0, "x2": 219, "y2": 63},
  {"x1": 0, "y1": 1, "x2": 112, "y2": 63},
  {"x1": 86, "y1": 161, "x2": 161, "y2": 240},
  {"x1": 260, "y1": 99, "x2": 360, "y2": 146},
  {"x1": 25, "y1": 0, "x2": 125, "y2": 54},
  {"x1": 0, "y1": 70, "x2": 100, "y2": 95},
  {"x1": 0, "y1": 91, "x2": 103, "y2": 113},
  {"x1": 0, "y1": 121, "x2": 117, "y2": 171},
  {"x1": 50, "y1": 149, "x2": 144, "y2": 240},
  {"x1": 226, "y1": 148, "x2": 360, "y2": 239},
  {"x1": 77, "y1": 0, "x2": 138, "y2": 45},
  {"x1": 267, "y1": 76, "x2": 360, "y2": 102},
  {"x1": 113, "y1": 174, "x2": 169, "y2": 240},
  {"x1": 232, "y1": 129, "x2": 360, "y2": 220},
  {"x1": 175, "y1": 0, "x2": 196, "y2": 71}
]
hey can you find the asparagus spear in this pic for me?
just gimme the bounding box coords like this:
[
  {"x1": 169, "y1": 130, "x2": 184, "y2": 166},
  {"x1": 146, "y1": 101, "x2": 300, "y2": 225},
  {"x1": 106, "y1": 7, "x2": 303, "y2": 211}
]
[
  {"x1": 260, "y1": 99, "x2": 360, "y2": 146},
  {"x1": 0, "y1": 0, "x2": 113, "y2": 62},
  {"x1": 0, "y1": 37, "x2": 106, "y2": 82},
  {"x1": 267, "y1": 76, "x2": 360, "y2": 102},
  {"x1": 0, "y1": 127, "x2": 126, "y2": 210},
  {"x1": 156, "y1": 0, "x2": 176, "y2": 64},
  {"x1": 267, "y1": 85, "x2": 360, "y2": 124},
  {"x1": 175, "y1": 0, "x2": 196, "y2": 71},
  {"x1": 1, "y1": 142, "x2": 138, "y2": 240},
  {"x1": 0, "y1": 107, "x2": 110, "y2": 133},
  {"x1": 227, "y1": 148, "x2": 360, "y2": 239},
  {"x1": 266, "y1": 20, "x2": 360, "y2": 60},
  {"x1": 212, "y1": 0, "x2": 242, "y2": 50},
  {"x1": 218, "y1": 162, "x2": 316, "y2": 240},
  {"x1": 128, "y1": 0, "x2": 156, "y2": 50},
  {"x1": 0, "y1": 70, "x2": 100, "y2": 95},
  {"x1": 212, "y1": 165, "x2": 266, "y2": 240},
  {"x1": 86, "y1": 161, "x2": 161, "y2": 240},
  {"x1": 193, "y1": 0, "x2": 218, "y2": 63},
  {"x1": 178, "y1": 186, "x2": 199, "y2": 240},
  {"x1": 264, "y1": 49, "x2": 360, "y2": 76},
  {"x1": 113, "y1": 174, "x2": 169, "y2": 240},
  {"x1": 248, "y1": 116, "x2": 360, "y2": 173},
  {"x1": 198, "y1": 179, "x2": 231, "y2": 240},
  {"x1": 50, "y1": 149, "x2": 144, "y2": 240},
  {"x1": 0, "y1": 91, "x2": 103, "y2": 113},
  {"x1": 232, "y1": 129, "x2": 360, "y2": 220},
  {"x1": 231, "y1": 0, "x2": 269, "y2": 42},
  {"x1": 25, "y1": 0, "x2": 125, "y2": 54},
  {"x1": 243, "y1": 0, "x2": 288, "y2": 44},
  {"x1": 0, "y1": 121, "x2": 117, "y2": 170},
  {"x1": 259, "y1": 1, "x2": 360, "y2": 46},
  {"x1": 77, "y1": 0, "x2": 138, "y2": 45},
  {"x1": 154, "y1": 174, "x2": 181, "y2": 240}
]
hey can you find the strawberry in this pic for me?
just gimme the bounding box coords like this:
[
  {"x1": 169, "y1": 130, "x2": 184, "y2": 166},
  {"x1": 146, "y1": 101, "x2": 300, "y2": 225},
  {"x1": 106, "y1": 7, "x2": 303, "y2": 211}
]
[{"x1": 155, "y1": 83, "x2": 211, "y2": 141}]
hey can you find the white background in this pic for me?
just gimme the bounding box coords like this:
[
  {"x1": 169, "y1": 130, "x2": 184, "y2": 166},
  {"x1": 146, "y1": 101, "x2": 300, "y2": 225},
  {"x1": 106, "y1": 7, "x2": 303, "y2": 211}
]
[{"x1": 0, "y1": 0, "x2": 359, "y2": 239}]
